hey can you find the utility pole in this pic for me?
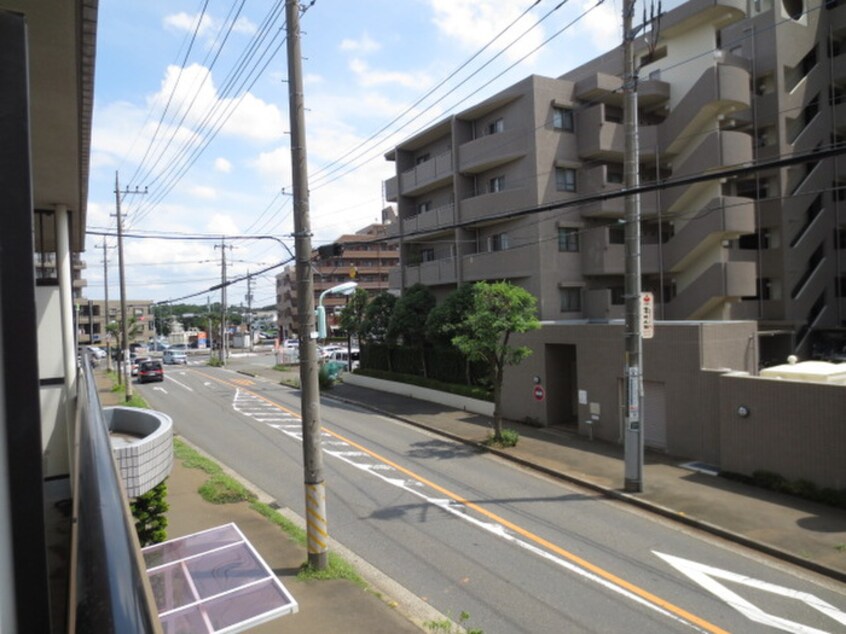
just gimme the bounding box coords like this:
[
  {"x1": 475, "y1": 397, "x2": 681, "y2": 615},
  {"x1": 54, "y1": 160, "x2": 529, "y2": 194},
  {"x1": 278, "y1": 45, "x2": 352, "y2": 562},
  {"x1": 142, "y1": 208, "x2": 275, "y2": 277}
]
[
  {"x1": 98, "y1": 242, "x2": 115, "y2": 373},
  {"x1": 207, "y1": 296, "x2": 213, "y2": 352},
  {"x1": 215, "y1": 239, "x2": 233, "y2": 366},
  {"x1": 246, "y1": 271, "x2": 254, "y2": 352},
  {"x1": 113, "y1": 171, "x2": 147, "y2": 402},
  {"x1": 622, "y1": 0, "x2": 660, "y2": 492},
  {"x1": 286, "y1": 0, "x2": 328, "y2": 571}
]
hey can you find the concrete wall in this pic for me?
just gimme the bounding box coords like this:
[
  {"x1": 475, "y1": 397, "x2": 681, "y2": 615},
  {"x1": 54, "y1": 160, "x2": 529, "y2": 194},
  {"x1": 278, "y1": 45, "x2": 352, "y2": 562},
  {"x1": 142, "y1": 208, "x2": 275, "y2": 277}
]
[
  {"x1": 502, "y1": 321, "x2": 757, "y2": 463},
  {"x1": 718, "y1": 374, "x2": 846, "y2": 489}
]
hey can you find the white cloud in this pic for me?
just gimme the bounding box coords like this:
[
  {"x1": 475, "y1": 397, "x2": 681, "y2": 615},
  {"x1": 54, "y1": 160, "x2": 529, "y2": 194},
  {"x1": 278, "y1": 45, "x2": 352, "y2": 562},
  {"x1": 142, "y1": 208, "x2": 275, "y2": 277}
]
[
  {"x1": 205, "y1": 212, "x2": 241, "y2": 236},
  {"x1": 214, "y1": 157, "x2": 232, "y2": 173},
  {"x1": 163, "y1": 12, "x2": 215, "y2": 37},
  {"x1": 340, "y1": 33, "x2": 381, "y2": 53},
  {"x1": 188, "y1": 185, "x2": 217, "y2": 200},
  {"x1": 577, "y1": 0, "x2": 622, "y2": 49},
  {"x1": 251, "y1": 147, "x2": 292, "y2": 183},
  {"x1": 349, "y1": 58, "x2": 430, "y2": 89},
  {"x1": 232, "y1": 16, "x2": 257, "y2": 35},
  {"x1": 428, "y1": 0, "x2": 545, "y2": 64}
]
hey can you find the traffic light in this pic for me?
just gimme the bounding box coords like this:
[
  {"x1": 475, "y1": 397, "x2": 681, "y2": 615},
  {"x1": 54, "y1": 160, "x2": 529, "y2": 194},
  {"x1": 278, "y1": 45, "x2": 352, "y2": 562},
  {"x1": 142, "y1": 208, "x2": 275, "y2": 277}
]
[{"x1": 317, "y1": 243, "x2": 343, "y2": 259}]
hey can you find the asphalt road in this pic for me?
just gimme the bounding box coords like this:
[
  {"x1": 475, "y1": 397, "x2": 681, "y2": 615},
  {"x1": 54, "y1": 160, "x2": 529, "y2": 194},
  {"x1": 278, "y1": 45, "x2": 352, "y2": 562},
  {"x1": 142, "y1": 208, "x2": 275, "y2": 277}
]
[{"x1": 138, "y1": 364, "x2": 846, "y2": 634}]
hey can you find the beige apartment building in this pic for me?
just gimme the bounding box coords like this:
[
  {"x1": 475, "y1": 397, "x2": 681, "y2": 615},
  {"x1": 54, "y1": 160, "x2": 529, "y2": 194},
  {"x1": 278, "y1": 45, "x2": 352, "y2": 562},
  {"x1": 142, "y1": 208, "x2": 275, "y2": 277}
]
[
  {"x1": 385, "y1": 0, "x2": 846, "y2": 362},
  {"x1": 76, "y1": 299, "x2": 156, "y2": 346},
  {"x1": 276, "y1": 219, "x2": 399, "y2": 338}
]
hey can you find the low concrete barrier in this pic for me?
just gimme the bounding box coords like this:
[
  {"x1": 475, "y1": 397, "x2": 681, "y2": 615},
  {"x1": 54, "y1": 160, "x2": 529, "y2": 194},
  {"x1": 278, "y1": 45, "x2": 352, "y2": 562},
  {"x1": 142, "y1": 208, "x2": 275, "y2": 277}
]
[
  {"x1": 343, "y1": 374, "x2": 494, "y2": 417},
  {"x1": 105, "y1": 406, "x2": 173, "y2": 497}
]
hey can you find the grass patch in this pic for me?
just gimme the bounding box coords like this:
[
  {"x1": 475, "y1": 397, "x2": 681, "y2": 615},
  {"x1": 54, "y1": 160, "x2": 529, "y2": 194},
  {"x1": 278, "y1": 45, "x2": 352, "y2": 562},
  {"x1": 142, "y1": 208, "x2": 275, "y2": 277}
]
[
  {"x1": 424, "y1": 611, "x2": 482, "y2": 633},
  {"x1": 198, "y1": 473, "x2": 257, "y2": 504},
  {"x1": 173, "y1": 438, "x2": 368, "y2": 585},
  {"x1": 173, "y1": 438, "x2": 221, "y2": 474},
  {"x1": 207, "y1": 356, "x2": 223, "y2": 367},
  {"x1": 836, "y1": 543, "x2": 846, "y2": 553},
  {"x1": 483, "y1": 428, "x2": 519, "y2": 448},
  {"x1": 125, "y1": 393, "x2": 150, "y2": 409}
]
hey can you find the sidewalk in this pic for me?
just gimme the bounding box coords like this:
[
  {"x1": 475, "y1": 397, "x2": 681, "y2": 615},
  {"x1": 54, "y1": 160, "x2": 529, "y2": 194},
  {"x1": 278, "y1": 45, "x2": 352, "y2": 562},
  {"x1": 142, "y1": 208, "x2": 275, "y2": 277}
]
[
  {"x1": 95, "y1": 369, "x2": 431, "y2": 634},
  {"x1": 230, "y1": 357, "x2": 846, "y2": 583}
]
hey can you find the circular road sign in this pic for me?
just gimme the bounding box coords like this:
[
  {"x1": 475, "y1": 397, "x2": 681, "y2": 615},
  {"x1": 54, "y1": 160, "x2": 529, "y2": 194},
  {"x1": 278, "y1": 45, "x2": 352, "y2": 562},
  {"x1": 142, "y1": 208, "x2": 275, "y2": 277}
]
[{"x1": 533, "y1": 385, "x2": 545, "y2": 401}]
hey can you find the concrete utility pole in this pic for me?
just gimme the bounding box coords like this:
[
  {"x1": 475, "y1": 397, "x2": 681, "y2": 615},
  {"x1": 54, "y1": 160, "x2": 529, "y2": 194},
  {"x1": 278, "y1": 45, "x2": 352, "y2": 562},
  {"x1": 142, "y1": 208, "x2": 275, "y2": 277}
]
[
  {"x1": 622, "y1": 0, "x2": 661, "y2": 492},
  {"x1": 246, "y1": 271, "x2": 254, "y2": 352},
  {"x1": 98, "y1": 242, "x2": 115, "y2": 373},
  {"x1": 215, "y1": 239, "x2": 233, "y2": 366},
  {"x1": 113, "y1": 172, "x2": 147, "y2": 402},
  {"x1": 286, "y1": 0, "x2": 328, "y2": 571}
]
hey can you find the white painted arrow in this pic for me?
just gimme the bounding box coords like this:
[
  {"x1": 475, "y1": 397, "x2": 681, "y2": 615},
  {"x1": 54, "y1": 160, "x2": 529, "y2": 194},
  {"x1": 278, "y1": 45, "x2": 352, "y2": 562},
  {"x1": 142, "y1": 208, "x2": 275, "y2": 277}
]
[
  {"x1": 153, "y1": 386, "x2": 167, "y2": 394},
  {"x1": 655, "y1": 552, "x2": 846, "y2": 634}
]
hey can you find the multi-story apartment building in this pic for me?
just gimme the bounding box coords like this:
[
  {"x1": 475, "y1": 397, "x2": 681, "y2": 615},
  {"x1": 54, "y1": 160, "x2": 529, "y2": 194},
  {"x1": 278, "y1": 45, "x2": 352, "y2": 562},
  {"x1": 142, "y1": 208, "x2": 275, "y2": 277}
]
[
  {"x1": 386, "y1": 0, "x2": 846, "y2": 361},
  {"x1": 276, "y1": 217, "x2": 399, "y2": 338},
  {"x1": 76, "y1": 299, "x2": 156, "y2": 346}
]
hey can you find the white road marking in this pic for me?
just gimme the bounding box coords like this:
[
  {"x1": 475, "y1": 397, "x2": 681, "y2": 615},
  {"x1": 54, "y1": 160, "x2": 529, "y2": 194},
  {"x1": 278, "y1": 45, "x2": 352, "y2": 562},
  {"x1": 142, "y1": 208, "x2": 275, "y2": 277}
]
[
  {"x1": 164, "y1": 375, "x2": 194, "y2": 392},
  {"x1": 655, "y1": 552, "x2": 846, "y2": 633},
  {"x1": 153, "y1": 386, "x2": 168, "y2": 394}
]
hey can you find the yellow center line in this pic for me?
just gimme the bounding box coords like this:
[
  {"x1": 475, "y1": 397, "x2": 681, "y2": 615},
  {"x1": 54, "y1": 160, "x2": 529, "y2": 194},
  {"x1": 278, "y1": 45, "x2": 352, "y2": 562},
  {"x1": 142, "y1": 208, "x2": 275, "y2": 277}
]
[{"x1": 195, "y1": 369, "x2": 729, "y2": 634}]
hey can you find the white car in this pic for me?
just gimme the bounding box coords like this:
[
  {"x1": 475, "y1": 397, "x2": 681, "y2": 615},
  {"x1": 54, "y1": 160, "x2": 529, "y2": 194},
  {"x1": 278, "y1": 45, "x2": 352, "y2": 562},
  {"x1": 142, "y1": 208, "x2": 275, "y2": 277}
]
[
  {"x1": 86, "y1": 346, "x2": 107, "y2": 360},
  {"x1": 327, "y1": 348, "x2": 359, "y2": 369},
  {"x1": 163, "y1": 349, "x2": 188, "y2": 365}
]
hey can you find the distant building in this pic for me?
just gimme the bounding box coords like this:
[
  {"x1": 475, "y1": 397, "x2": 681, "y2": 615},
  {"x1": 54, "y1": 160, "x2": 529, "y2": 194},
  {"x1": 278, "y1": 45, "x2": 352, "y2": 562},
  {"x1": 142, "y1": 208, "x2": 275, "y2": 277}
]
[
  {"x1": 276, "y1": 214, "x2": 399, "y2": 338},
  {"x1": 76, "y1": 298, "x2": 155, "y2": 346}
]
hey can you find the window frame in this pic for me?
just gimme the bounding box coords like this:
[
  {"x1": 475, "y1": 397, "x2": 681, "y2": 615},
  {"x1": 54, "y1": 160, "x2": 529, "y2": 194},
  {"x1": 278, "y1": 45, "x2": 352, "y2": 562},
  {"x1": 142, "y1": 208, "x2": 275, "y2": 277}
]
[
  {"x1": 558, "y1": 227, "x2": 580, "y2": 252},
  {"x1": 559, "y1": 287, "x2": 582, "y2": 313},
  {"x1": 556, "y1": 167, "x2": 577, "y2": 193},
  {"x1": 552, "y1": 106, "x2": 574, "y2": 132}
]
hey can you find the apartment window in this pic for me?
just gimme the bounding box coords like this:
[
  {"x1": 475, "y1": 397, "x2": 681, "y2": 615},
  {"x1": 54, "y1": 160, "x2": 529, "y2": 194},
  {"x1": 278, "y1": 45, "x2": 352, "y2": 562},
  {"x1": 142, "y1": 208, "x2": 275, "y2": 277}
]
[
  {"x1": 489, "y1": 175, "x2": 505, "y2": 193},
  {"x1": 416, "y1": 153, "x2": 430, "y2": 165},
  {"x1": 417, "y1": 200, "x2": 432, "y2": 214},
  {"x1": 558, "y1": 227, "x2": 580, "y2": 252},
  {"x1": 607, "y1": 167, "x2": 624, "y2": 184},
  {"x1": 559, "y1": 287, "x2": 582, "y2": 312},
  {"x1": 489, "y1": 233, "x2": 509, "y2": 252},
  {"x1": 487, "y1": 118, "x2": 504, "y2": 135},
  {"x1": 421, "y1": 248, "x2": 435, "y2": 262},
  {"x1": 640, "y1": 46, "x2": 667, "y2": 67},
  {"x1": 556, "y1": 167, "x2": 577, "y2": 192},
  {"x1": 553, "y1": 107, "x2": 574, "y2": 132}
]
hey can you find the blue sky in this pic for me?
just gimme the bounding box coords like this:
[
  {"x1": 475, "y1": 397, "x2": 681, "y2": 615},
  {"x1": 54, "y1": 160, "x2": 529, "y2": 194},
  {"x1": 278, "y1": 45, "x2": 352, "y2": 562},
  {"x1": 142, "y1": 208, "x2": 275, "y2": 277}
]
[{"x1": 86, "y1": 0, "x2": 636, "y2": 308}]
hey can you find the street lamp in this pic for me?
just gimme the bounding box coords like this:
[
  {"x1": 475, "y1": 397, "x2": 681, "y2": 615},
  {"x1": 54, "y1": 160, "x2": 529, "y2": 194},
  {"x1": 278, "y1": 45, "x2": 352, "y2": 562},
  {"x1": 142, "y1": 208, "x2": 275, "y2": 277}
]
[{"x1": 317, "y1": 281, "x2": 357, "y2": 340}]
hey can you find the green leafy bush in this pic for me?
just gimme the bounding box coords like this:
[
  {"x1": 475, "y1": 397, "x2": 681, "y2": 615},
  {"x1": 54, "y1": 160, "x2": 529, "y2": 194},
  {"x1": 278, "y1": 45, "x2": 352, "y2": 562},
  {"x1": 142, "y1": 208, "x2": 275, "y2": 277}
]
[
  {"x1": 356, "y1": 368, "x2": 493, "y2": 402},
  {"x1": 131, "y1": 482, "x2": 169, "y2": 546}
]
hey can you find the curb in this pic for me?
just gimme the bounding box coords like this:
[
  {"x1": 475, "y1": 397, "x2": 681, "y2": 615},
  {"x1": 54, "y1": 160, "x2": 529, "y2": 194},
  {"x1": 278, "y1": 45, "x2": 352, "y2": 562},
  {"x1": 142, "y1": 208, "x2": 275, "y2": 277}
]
[{"x1": 324, "y1": 392, "x2": 846, "y2": 585}]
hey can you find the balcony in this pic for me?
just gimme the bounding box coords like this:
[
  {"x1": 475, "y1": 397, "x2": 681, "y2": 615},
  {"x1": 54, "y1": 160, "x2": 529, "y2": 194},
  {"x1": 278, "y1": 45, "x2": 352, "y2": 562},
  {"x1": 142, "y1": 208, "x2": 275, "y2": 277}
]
[
  {"x1": 661, "y1": 63, "x2": 752, "y2": 156},
  {"x1": 460, "y1": 187, "x2": 528, "y2": 223},
  {"x1": 401, "y1": 203, "x2": 456, "y2": 237},
  {"x1": 399, "y1": 150, "x2": 453, "y2": 196},
  {"x1": 663, "y1": 130, "x2": 753, "y2": 211},
  {"x1": 384, "y1": 176, "x2": 398, "y2": 202},
  {"x1": 577, "y1": 104, "x2": 658, "y2": 161},
  {"x1": 462, "y1": 248, "x2": 535, "y2": 282},
  {"x1": 577, "y1": 169, "x2": 660, "y2": 218},
  {"x1": 403, "y1": 257, "x2": 457, "y2": 286},
  {"x1": 458, "y1": 127, "x2": 528, "y2": 174},
  {"x1": 663, "y1": 196, "x2": 756, "y2": 271},
  {"x1": 665, "y1": 261, "x2": 756, "y2": 320},
  {"x1": 572, "y1": 72, "x2": 669, "y2": 109}
]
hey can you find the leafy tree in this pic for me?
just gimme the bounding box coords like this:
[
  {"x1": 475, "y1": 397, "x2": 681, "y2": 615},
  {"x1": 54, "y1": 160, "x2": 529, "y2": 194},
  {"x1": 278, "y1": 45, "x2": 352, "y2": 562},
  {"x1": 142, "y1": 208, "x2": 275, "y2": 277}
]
[
  {"x1": 339, "y1": 287, "x2": 369, "y2": 343},
  {"x1": 452, "y1": 282, "x2": 540, "y2": 442},
  {"x1": 425, "y1": 283, "x2": 476, "y2": 346},
  {"x1": 387, "y1": 283, "x2": 436, "y2": 346},
  {"x1": 361, "y1": 291, "x2": 396, "y2": 343}
]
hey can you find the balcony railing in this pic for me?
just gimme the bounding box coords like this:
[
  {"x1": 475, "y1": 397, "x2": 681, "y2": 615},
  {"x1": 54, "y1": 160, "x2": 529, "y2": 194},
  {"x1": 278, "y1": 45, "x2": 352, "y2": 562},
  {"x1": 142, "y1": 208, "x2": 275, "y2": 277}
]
[{"x1": 71, "y1": 360, "x2": 160, "y2": 632}]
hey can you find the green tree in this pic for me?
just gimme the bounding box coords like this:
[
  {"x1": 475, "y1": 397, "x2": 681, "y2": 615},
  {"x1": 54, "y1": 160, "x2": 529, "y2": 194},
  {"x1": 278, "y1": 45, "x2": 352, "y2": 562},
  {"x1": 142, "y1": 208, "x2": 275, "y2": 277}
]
[
  {"x1": 339, "y1": 287, "x2": 369, "y2": 343},
  {"x1": 361, "y1": 291, "x2": 396, "y2": 343},
  {"x1": 387, "y1": 283, "x2": 436, "y2": 345},
  {"x1": 452, "y1": 282, "x2": 540, "y2": 442},
  {"x1": 425, "y1": 283, "x2": 476, "y2": 346}
]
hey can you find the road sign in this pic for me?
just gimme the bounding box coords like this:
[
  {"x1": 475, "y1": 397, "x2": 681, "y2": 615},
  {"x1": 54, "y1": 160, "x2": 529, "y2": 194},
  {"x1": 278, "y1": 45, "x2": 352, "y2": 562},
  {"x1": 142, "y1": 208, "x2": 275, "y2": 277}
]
[
  {"x1": 533, "y1": 385, "x2": 545, "y2": 401},
  {"x1": 641, "y1": 292, "x2": 654, "y2": 339}
]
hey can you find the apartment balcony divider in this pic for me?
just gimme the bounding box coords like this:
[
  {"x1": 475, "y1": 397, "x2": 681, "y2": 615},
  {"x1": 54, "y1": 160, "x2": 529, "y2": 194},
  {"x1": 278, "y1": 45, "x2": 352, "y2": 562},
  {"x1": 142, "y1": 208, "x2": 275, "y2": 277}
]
[
  {"x1": 458, "y1": 127, "x2": 528, "y2": 173},
  {"x1": 581, "y1": 226, "x2": 659, "y2": 275},
  {"x1": 462, "y1": 248, "x2": 534, "y2": 282},
  {"x1": 399, "y1": 150, "x2": 453, "y2": 196},
  {"x1": 578, "y1": 168, "x2": 659, "y2": 218},
  {"x1": 384, "y1": 175, "x2": 399, "y2": 202},
  {"x1": 577, "y1": 104, "x2": 659, "y2": 161},
  {"x1": 402, "y1": 203, "x2": 456, "y2": 237}
]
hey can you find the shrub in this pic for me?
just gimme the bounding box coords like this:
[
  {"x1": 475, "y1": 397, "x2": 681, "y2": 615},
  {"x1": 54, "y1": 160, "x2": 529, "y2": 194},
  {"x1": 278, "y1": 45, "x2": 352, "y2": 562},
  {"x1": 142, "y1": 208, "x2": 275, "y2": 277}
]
[
  {"x1": 131, "y1": 481, "x2": 169, "y2": 546},
  {"x1": 356, "y1": 368, "x2": 493, "y2": 402},
  {"x1": 485, "y1": 428, "x2": 519, "y2": 448}
]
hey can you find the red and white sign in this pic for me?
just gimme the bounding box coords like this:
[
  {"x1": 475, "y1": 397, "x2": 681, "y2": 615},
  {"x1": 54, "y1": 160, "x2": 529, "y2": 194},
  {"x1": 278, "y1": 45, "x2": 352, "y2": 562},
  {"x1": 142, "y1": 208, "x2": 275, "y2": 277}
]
[
  {"x1": 533, "y1": 385, "x2": 545, "y2": 401},
  {"x1": 641, "y1": 292, "x2": 654, "y2": 339}
]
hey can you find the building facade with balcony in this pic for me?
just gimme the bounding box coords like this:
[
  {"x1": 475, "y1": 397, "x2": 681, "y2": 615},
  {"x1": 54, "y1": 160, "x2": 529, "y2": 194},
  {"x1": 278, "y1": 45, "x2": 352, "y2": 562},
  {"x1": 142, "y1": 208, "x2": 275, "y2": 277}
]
[
  {"x1": 276, "y1": 217, "x2": 399, "y2": 339},
  {"x1": 386, "y1": 0, "x2": 846, "y2": 361},
  {"x1": 76, "y1": 299, "x2": 156, "y2": 346}
]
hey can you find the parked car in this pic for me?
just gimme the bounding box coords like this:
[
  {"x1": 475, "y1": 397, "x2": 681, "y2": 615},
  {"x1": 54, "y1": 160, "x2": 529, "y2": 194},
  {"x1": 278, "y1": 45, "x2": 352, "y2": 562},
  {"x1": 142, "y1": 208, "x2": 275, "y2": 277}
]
[
  {"x1": 327, "y1": 349, "x2": 359, "y2": 370},
  {"x1": 86, "y1": 345, "x2": 107, "y2": 360},
  {"x1": 318, "y1": 345, "x2": 344, "y2": 360},
  {"x1": 151, "y1": 341, "x2": 170, "y2": 352},
  {"x1": 138, "y1": 359, "x2": 164, "y2": 383},
  {"x1": 170, "y1": 343, "x2": 189, "y2": 352},
  {"x1": 130, "y1": 353, "x2": 140, "y2": 376},
  {"x1": 163, "y1": 349, "x2": 188, "y2": 365}
]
